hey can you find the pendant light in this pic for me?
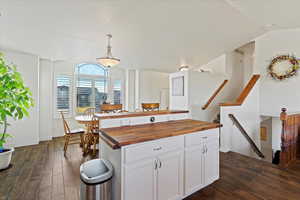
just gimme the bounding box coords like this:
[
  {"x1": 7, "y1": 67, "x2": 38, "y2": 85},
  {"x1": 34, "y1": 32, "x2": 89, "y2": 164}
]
[{"x1": 97, "y1": 34, "x2": 120, "y2": 67}]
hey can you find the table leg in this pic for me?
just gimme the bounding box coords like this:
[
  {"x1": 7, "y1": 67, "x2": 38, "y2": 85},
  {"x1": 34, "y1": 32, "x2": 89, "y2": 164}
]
[{"x1": 83, "y1": 125, "x2": 91, "y2": 155}]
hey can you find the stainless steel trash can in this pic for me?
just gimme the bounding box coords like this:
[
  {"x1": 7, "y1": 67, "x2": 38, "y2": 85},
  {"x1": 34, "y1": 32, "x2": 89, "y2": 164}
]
[{"x1": 80, "y1": 159, "x2": 113, "y2": 200}]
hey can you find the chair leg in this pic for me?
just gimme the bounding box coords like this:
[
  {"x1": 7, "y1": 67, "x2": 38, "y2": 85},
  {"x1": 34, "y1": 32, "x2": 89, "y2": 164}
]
[
  {"x1": 79, "y1": 133, "x2": 84, "y2": 148},
  {"x1": 64, "y1": 135, "x2": 70, "y2": 155}
]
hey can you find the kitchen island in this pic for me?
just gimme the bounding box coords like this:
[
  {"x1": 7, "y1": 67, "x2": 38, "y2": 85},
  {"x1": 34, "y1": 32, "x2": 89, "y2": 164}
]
[{"x1": 99, "y1": 114, "x2": 221, "y2": 200}]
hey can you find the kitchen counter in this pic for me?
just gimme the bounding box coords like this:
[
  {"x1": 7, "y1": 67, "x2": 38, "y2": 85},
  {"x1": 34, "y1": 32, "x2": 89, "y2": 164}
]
[
  {"x1": 99, "y1": 117, "x2": 221, "y2": 200},
  {"x1": 100, "y1": 119, "x2": 222, "y2": 149}
]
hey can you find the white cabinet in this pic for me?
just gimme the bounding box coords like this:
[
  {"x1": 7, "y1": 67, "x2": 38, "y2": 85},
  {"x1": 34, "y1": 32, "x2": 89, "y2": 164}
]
[
  {"x1": 203, "y1": 140, "x2": 219, "y2": 186},
  {"x1": 184, "y1": 147, "x2": 204, "y2": 195},
  {"x1": 123, "y1": 158, "x2": 156, "y2": 200},
  {"x1": 184, "y1": 129, "x2": 219, "y2": 197},
  {"x1": 121, "y1": 130, "x2": 219, "y2": 200},
  {"x1": 157, "y1": 151, "x2": 183, "y2": 200},
  {"x1": 122, "y1": 137, "x2": 184, "y2": 200}
]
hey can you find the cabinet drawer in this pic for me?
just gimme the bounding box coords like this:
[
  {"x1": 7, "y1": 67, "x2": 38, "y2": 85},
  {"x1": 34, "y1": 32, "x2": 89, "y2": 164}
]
[
  {"x1": 185, "y1": 129, "x2": 219, "y2": 147},
  {"x1": 169, "y1": 113, "x2": 189, "y2": 121},
  {"x1": 123, "y1": 136, "x2": 184, "y2": 164}
]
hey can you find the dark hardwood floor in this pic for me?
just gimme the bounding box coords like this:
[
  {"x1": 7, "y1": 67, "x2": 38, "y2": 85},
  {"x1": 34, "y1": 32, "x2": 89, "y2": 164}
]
[{"x1": 1, "y1": 138, "x2": 300, "y2": 200}]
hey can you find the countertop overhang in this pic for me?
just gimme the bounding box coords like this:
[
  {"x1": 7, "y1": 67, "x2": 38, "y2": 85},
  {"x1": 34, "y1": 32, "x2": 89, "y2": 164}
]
[{"x1": 100, "y1": 119, "x2": 222, "y2": 149}]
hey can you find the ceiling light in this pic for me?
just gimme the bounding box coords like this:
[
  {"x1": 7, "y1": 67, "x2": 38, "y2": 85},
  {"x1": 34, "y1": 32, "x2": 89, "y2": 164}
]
[
  {"x1": 179, "y1": 66, "x2": 189, "y2": 71},
  {"x1": 96, "y1": 34, "x2": 120, "y2": 68}
]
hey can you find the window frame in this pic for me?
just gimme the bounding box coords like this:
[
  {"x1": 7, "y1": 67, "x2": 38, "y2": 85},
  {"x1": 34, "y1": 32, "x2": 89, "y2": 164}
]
[{"x1": 75, "y1": 63, "x2": 109, "y2": 113}]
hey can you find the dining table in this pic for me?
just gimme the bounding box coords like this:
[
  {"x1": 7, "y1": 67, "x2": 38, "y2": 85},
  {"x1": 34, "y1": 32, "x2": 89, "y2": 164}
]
[{"x1": 74, "y1": 115, "x2": 94, "y2": 155}]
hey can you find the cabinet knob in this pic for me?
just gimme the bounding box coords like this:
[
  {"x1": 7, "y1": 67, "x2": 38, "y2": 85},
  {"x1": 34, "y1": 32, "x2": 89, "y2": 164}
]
[{"x1": 153, "y1": 147, "x2": 162, "y2": 151}]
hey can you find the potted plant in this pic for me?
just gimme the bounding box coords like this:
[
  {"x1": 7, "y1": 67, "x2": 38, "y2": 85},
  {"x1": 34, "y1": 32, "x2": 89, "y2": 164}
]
[{"x1": 0, "y1": 53, "x2": 34, "y2": 170}]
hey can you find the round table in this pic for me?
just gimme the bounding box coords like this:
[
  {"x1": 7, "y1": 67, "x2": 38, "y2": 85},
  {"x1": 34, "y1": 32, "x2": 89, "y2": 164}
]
[{"x1": 75, "y1": 115, "x2": 95, "y2": 155}]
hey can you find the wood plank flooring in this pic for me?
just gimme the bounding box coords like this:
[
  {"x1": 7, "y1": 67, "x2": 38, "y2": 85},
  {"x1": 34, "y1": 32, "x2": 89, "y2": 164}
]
[{"x1": 1, "y1": 138, "x2": 300, "y2": 200}]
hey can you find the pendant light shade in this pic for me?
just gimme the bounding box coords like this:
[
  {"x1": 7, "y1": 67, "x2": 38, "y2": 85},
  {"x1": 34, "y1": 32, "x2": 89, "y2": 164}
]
[{"x1": 97, "y1": 34, "x2": 120, "y2": 67}]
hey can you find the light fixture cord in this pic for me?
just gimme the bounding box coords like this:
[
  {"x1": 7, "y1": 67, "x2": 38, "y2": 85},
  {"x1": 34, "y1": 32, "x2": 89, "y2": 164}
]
[{"x1": 106, "y1": 34, "x2": 112, "y2": 57}]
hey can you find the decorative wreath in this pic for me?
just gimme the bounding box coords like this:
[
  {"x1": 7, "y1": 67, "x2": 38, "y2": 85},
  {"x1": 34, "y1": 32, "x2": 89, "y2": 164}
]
[{"x1": 268, "y1": 55, "x2": 300, "y2": 80}]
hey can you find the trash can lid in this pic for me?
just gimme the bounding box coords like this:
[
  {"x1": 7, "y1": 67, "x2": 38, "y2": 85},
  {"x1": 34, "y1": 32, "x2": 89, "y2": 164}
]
[{"x1": 80, "y1": 159, "x2": 113, "y2": 185}]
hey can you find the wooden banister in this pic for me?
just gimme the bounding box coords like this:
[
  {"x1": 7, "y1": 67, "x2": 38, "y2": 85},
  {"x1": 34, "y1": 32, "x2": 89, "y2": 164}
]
[
  {"x1": 279, "y1": 108, "x2": 300, "y2": 168},
  {"x1": 228, "y1": 114, "x2": 265, "y2": 158},
  {"x1": 220, "y1": 74, "x2": 260, "y2": 107},
  {"x1": 202, "y1": 80, "x2": 228, "y2": 110}
]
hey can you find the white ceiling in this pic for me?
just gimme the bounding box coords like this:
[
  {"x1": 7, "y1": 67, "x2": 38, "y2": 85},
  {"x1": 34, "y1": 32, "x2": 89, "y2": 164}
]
[{"x1": 1, "y1": 0, "x2": 300, "y2": 72}]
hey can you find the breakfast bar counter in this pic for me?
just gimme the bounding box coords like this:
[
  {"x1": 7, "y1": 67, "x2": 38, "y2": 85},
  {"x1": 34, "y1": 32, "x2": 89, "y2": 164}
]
[
  {"x1": 95, "y1": 109, "x2": 189, "y2": 119},
  {"x1": 100, "y1": 119, "x2": 222, "y2": 149}
]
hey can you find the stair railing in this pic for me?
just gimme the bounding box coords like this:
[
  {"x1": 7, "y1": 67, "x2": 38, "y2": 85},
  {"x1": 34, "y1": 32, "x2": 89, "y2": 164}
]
[
  {"x1": 202, "y1": 80, "x2": 228, "y2": 110},
  {"x1": 228, "y1": 114, "x2": 265, "y2": 158}
]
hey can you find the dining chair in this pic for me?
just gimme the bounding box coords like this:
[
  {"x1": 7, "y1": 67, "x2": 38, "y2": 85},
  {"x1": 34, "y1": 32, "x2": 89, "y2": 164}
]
[
  {"x1": 100, "y1": 104, "x2": 123, "y2": 113},
  {"x1": 84, "y1": 107, "x2": 96, "y2": 116},
  {"x1": 60, "y1": 111, "x2": 85, "y2": 155},
  {"x1": 141, "y1": 103, "x2": 160, "y2": 111}
]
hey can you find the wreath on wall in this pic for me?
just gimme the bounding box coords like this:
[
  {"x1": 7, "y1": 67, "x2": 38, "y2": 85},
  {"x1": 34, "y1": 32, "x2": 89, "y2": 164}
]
[{"x1": 268, "y1": 55, "x2": 300, "y2": 80}]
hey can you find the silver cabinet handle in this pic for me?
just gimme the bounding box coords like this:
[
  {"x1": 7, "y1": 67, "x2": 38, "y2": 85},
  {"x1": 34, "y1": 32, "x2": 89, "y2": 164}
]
[
  {"x1": 158, "y1": 159, "x2": 162, "y2": 168},
  {"x1": 202, "y1": 136, "x2": 208, "y2": 139},
  {"x1": 154, "y1": 159, "x2": 158, "y2": 170},
  {"x1": 205, "y1": 145, "x2": 208, "y2": 153},
  {"x1": 202, "y1": 147, "x2": 206, "y2": 154},
  {"x1": 153, "y1": 147, "x2": 162, "y2": 151}
]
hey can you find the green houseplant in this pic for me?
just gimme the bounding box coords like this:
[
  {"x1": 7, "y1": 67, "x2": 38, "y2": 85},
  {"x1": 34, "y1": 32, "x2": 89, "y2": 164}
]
[{"x1": 0, "y1": 53, "x2": 34, "y2": 169}]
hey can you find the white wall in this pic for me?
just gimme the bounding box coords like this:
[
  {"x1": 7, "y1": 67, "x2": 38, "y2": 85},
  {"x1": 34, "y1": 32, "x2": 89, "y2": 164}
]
[
  {"x1": 199, "y1": 54, "x2": 226, "y2": 74},
  {"x1": 189, "y1": 72, "x2": 229, "y2": 121},
  {"x1": 39, "y1": 59, "x2": 53, "y2": 141},
  {"x1": 139, "y1": 70, "x2": 169, "y2": 109},
  {"x1": 169, "y1": 52, "x2": 245, "y2": 122},
  {"x1": 126, "y1": 69, "x2": 136, "y2": 112},
  {"x1": 220, "y1": 80, "x2": 260, "y2": 156},
  {"x1": 271, "y1": 117, "x2": 282, "y2": 151},
  {"x1": 260, "y1": 117, "x2": 273, "y2": 162},
  {"x1": 256, "y1": 29, "x2": 300, "y2": 116},
  {"x1": 0, "y1": 48, "x2": 39, "y2": 147}
]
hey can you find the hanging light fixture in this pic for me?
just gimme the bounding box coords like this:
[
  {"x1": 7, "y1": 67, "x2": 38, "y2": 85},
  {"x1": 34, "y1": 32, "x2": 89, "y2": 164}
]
[{"x1": 97, "y1": 34, "x2": 120, "y2": 67}]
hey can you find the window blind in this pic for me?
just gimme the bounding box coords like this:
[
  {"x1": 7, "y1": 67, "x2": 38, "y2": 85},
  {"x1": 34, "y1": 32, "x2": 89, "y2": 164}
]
[
  {"x1": 56, "y1": 75, "x2": 71, "y2": 113},
  {"x1": 76, "y1": 77, "x2": 93, "y2": 111}
]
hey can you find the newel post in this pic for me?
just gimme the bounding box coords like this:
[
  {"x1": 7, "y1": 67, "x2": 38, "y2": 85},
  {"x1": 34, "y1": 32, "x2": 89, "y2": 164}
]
[{"x1": 280, "y1": 108, "x2": 288, "y2": 167}]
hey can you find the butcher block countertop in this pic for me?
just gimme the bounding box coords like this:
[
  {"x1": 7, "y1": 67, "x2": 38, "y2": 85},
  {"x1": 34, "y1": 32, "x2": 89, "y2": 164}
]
[
  {"x1": 100, "y1": 119, "x2": 222, "y2": 149},
  {"x1": 95, "y1": 110, "x2": 188, "y2": 119}
]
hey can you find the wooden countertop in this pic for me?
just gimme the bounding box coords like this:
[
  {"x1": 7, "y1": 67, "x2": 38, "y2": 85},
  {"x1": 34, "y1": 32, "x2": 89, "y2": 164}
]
[
  {"x1": 95, "y1": 110, "x2": 188, "y2": 119},
  {"x1": 100, "y1": 119, "x2": 222, "y2": 149}
]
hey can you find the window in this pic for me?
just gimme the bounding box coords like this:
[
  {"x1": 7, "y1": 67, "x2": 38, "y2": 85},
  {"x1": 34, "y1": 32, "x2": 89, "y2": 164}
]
[
  {"x1": 56, "y1": 75, "x2": 71, "y2": 113},
  {"x1": 113, "y1": 80, "x2": 122, "y2": 104},
  {"x1": 76, "y1": 63, "x2": 108, "y2": 112}
]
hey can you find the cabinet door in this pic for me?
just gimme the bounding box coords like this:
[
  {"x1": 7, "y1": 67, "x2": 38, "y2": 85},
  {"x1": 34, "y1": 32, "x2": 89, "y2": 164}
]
[
  {"x1": 157, "y1": 151, "x2": 183, "y2": 200},
  {"x1": 184, "y1": 146, "x2": 204, "y2": 196},
  {"x1": 123, "y1": 159, "x2": 156, "y2": 200},
  {"x1": 204, "y1": 140, "x2": 219, "y2": 186}
]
